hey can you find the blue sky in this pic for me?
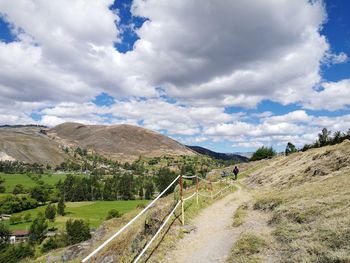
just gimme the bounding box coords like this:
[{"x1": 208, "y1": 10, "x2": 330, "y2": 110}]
[{"x1": 0, "y1": 0, "x2": 350, "y2": 153}]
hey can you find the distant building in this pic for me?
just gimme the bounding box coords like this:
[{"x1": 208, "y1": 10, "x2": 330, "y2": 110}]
[
  {"x1": 0, "y1": 214, "x2": 11, "y2": 220},
  {"x1": 10, "y1": 230, "x2": 30, "y2": 244}
]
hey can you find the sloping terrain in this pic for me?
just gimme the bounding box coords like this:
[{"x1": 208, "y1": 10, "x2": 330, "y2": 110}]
[
  {"x1": 147, "y1": 140, "x2": 350, "y2": 263},
  {"x1": 48, "y1": 122, "x2": 195, "y2": 161},
  {"x1": 187, "y1": 145, "x2": 249, "y2": 162},
  {"x1": 0, "y1": 123, "x2": 196, "y2": 165},
  {"x1": 240, "y1": 140, "x2": 350, "y2": 262},
  {"x1": 0, "y1": 126, "x2": 68, "y2": 165}
]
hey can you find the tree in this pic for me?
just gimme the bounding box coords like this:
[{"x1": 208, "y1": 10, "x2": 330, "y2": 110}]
[
  {"x1": 250, "y1": 146, "x2": 276, "y2": 161},
  {"x1": 0, "y1": 222, "x2": 10, "y2": 250},
  {"x1": 66, "y1": 219, "x2": 91, "y2": 245},
  {"x1": 106, "y1": 209, "x2": 122, "y2": 220},
  {"x1": 30, "y1": 185, "x2": 49, "y2": 204},
  {"x1": 144, "y1": 181, "x2": 154, "y2": 200},
  {"x1": 29, "y1": 212, "x2": 48, "y2": 244},
  {"x1": 57, "y1": 197, "x2": 66, "y2": 216},
  {"x1": 138, "y1": 186, "x2": 144, "y2": 199},
  {"x1": 45, "y1": 204, "x2": 56, "y2": 222},
  {"x1": 318, "y1": 128, "x2": 331, "y2": 147},
  {"x1": 156, "y1": 168, "x2": 177, "y2": 195},
  {"x1": 0, "y1": 177, "x2": 5, "y2": 193},
  {"x1": 119, "y1": 174, "x2": 135, "y2": 200},
  {"x1": 285, "y1": 142, "x2": 298, "y2": 156},
  {"x1": 12, "y1": 184, "x2": 25, "y2": 194},
  {"x1": 331, "y1": 130, "x2": 344, "y2": 145}
]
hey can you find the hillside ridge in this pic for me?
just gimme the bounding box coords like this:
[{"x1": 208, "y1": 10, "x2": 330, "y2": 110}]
[{"x1": 0, "y1": 122, "x2": 195, "y2": 164}]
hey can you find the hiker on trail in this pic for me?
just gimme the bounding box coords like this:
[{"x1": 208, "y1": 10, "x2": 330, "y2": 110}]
[{"x1": 233, "y1": 166, "x2": 239, "y2": 180}]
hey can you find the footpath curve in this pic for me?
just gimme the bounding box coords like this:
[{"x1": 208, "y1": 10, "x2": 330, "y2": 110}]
[{"x1": 163, "y1": 184, "x2": 251, "y2": 263}]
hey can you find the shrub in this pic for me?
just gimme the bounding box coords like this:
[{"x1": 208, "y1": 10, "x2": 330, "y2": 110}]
[
  {"x1": 12, "y1": 184, "x2": 25, "y2": 195},
  {"x1": 66, "y1": 219, "x2": 91, "y2": 245},
  {"x1": 106, "y1": 209, "x2": 122, "y2": 220},
  {"x1": 41, "y1": 236, "x2": 67, "y2": 253},
  {"x1": 250, "y1": 146, "x2": 276, "y2": 161},
  {"x1": 45, "y1": 204, "x2": 56, "y2": 221}
]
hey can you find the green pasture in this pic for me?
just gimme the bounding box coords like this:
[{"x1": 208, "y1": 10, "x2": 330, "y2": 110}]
[
  {"x1": 5, "y1": 199, "x2": 149, "y2": 231},
  {"x1": 0, "y1": 173, "x2": 67, "y2": 193}
]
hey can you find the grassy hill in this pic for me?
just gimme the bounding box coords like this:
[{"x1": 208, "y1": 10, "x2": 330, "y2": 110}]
[{"x1": 239, "y1": 139, "x2": 350, "y2": 262}]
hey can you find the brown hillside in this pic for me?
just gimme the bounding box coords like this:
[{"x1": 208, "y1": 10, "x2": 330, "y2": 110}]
[
  {"x1": 48, "y1": 122, "x2": 195, "y2": 161},
  {"x1": 242, "y1": 140, "x2": 350, "y2": 262},
  {"x1": 0, "y1": 127, "x2": 68, "y2": 165}
]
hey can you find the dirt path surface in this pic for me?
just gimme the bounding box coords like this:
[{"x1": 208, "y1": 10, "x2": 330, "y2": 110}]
[{"x1": 164, "y1": 184, "x2": 252, "y2": 263}]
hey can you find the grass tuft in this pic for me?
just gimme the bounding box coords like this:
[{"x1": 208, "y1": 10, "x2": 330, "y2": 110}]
[
  {"x1": 232, "y1": 203, "x2": 248, "y2": 227},
  {"x1": 228, "y1": 233, "x2": 266, "y2": 263}
]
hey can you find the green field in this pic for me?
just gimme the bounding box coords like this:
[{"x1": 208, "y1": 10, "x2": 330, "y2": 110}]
[
  {"x1": 5, "y1": 199, "x2": 149, "y2": 231},
  {"x1": 0, "y1": 173, "x2": 67, "y2": 193}
]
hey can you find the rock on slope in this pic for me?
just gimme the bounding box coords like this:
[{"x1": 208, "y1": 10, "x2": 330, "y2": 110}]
[
  {"x1": 0, "y1": 126, "x2": 68, "y2": 165},
  {"x1": 48, "y1": 122, "x2": 195, "y2": 161}
]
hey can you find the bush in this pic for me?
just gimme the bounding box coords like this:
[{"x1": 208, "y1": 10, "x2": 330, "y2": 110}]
[
  {"x1": 250, "y1": 146, "x2": 276, "y2": 161},
  {"x1": 41, "y1": 236, "x2": 67, "y2": 253},
  {"x1": 66, "y1": 219, "x2": 91, "y2": 245},
  {"x1": 45, "y1": 204, "x2": 56, "y2": 221},
  {"x1": 12, "y1": 184, "x2": 25, "y2": 195},
  {"x1": 106, "y1": 209, "x2": 122, "y2": 220}
]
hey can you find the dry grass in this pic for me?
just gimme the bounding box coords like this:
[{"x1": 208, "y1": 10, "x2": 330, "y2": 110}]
[
  {"x1": 227, "y1": 233, "x2": 266, "y2": 263},
  {"x1": 232, "y1": 203, "x2": 248, "y2": 227},
  {"x1": 254, "y1": 163, "x2": 350, "y2": 262}
]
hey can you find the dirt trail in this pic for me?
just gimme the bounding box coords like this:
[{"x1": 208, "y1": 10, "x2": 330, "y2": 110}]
[{"x1": 164, "y1": 184, "x2": 251, "y2": 263}]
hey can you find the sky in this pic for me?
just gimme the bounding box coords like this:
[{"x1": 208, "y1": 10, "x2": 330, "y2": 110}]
[{"x1": 0, "y1": 0, "x2": 350, "y2": 153}]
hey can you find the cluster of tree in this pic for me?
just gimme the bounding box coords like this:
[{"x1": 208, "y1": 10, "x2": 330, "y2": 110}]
[
  {"x1": 0, "y1": 195, "x2": 38, "y2": 214},
  {"x1": 302, "y1": 128, "x2": 350, "y2": 151},
  {"x1": 0, "y1": 161, "x2": 44, "y2": 174},
  {"x1": 250, "y1": 146, "x2": 276, "y2": 161},
  {"x1": 57, "y1": 173, "x2": 155, "y2": 201},
  {"x1": 156, "y1": 168, "x2": 178, "y2": 195},
  {"x1": 55, "y1": 168, "x2": 179, "y2": 202},
  {"x1": 28, "y1": 212, "x2": 90, "y2": 254}
]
